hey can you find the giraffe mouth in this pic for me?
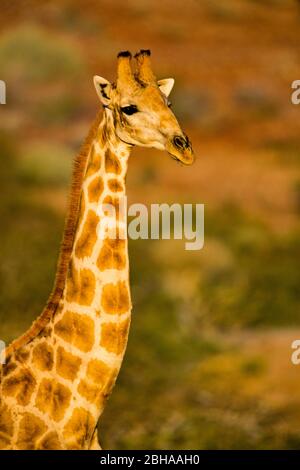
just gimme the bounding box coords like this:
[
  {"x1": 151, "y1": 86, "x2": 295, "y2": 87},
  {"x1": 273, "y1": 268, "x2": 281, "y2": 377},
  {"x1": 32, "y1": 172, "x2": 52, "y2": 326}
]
[
  {"x1": 168, "y1": 152, "x2": 183, "y2": 164},
  {"x1": 167, "y1": 150, "x2": 194, "y2": 166}
]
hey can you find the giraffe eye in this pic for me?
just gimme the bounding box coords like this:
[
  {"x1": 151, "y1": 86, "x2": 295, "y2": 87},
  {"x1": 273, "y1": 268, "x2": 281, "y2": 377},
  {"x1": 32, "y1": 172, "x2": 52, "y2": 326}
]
[
  {"x1": 167, "y1": 101, "x2": 172, "y2": 108},
  {"x1": 121, "y1": 105, "x2": 138, "y2": 115}
]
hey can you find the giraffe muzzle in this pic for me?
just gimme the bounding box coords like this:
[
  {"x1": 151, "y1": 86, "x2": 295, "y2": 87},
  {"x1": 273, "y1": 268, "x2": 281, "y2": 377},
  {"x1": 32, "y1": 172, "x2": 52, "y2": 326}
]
[{"x1": 166, "y1": 134, "x2": 194, "y2": 165}]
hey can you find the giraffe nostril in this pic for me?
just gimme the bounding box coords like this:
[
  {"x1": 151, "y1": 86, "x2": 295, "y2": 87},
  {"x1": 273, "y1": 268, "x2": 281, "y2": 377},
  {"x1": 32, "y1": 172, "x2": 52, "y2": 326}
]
[{"x1": 173, "y1": 135, "x2": 188, "y2": 149}]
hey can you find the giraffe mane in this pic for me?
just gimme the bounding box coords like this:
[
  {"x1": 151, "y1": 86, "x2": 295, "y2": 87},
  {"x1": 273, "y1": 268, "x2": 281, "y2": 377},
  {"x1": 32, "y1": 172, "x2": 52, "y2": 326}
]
[{"x1": 4, "y1": 110, "x2": 103, "y2": 359}]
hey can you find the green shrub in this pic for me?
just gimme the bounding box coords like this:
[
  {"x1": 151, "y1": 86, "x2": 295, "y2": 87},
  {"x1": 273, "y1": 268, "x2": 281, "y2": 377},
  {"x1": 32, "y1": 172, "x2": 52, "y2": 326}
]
[
  {"x1": 17, "y1": 142, "x2": 72, "y2": 186},
  {"x1": 0, "y1": 25, "x2": 84, "y2": 84}
]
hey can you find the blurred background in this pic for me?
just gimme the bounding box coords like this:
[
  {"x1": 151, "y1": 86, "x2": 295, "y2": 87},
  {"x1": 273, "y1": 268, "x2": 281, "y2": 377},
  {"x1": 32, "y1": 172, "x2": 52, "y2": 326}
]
[{"x1": 0, "y1": 0, "x2": 300, "y2": 449}]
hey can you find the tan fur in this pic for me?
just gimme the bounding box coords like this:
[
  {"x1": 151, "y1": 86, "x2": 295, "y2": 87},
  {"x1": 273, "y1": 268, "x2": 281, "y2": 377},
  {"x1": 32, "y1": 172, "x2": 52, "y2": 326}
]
[
  {"x1": 54, "y1": 311, "x2": 95, "y2": 352},
  {"x1": 107, "y1": 178, "x2": 123, "y2": 192},
  {"x1": 35, "y1": 379, "x2": 71, "y2": 422},
  {"x1": 38, "y1": 431, "x2": 62, "y2": 450},
  {"x1": 75, "y1": 210, "x2": 100, "y2": 258},
  {"x1": 2, "y1": 368, "x2": 36, "y2": 406},
  {"x1": 100, "y1": 318, "x2": 130, "y2": 355},
  {"x1": 65, "y1": 264, "x2": 96, "y2": 305},
  {"x1": 56, "y1": 346, "x2": 82, "y2": 381},
  {"x1": 105, "y1": 148, "x2": 122, "y2": 174},
  {"x1": 63, "y1": 408, "x2": 95, "y2": 450},
  {"x1": 32, "y1": 342, "x2": 54, "y2": 371},
  {"x1": 101, "y1": 281, "x2": 130, "y2": 315},
  {"x1": 88, "y1": 175, "x2": 104, "y2": 202},
  {"x1": 16, "y1": 413, "x2": 47, "y2": 450},
  {"x1": 97, "y1": 237, "x2": 126, "y2": 271}
]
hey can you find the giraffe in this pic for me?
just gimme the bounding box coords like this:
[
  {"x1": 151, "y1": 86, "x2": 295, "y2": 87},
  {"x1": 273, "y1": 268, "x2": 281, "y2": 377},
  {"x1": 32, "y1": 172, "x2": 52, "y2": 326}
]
[{"x1": 0, "y1": 50, "x2": 194, "y2": 450}]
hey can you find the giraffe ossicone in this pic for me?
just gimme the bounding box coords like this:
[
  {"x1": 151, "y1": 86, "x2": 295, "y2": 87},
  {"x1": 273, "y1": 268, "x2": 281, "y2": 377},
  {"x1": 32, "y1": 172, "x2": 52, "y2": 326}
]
[{"x1": 0, "y1": 50, "x2": 194, "y2": 450}]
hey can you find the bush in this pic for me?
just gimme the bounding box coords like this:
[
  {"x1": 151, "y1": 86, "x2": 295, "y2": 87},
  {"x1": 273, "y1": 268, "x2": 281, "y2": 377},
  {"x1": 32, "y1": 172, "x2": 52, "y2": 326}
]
[
  {"x1": 0, "y1": 25, "x2": 84, "y2": 84},
  {"x1": 17, "y1": 142, "x2": 72, "y2": 187}
]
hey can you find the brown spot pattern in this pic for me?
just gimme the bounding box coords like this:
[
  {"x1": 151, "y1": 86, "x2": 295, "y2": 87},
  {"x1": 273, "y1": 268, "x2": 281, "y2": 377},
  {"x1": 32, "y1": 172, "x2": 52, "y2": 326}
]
[
  {"x1": 86, "y1": 359, "x2": 110, "y2": 384},
  {"x1": 32, "y1": 341, "x2": 54, "y2": 371},
  {"x1": 66, "y1": 262, "x2": 96, "y2": 306},
  {"x1": 86, "y1": 145, "x2": 101, "y2": 178},
  {"x1": 14, "y1": 348, "x2": 30, "y2": 362},
  {"x1": 0, "y1": 404, "x2": 14, "y2": 449},
  {"x1": 101, "y1": 281, "x2": 130, "y2": 315},
  {"x1": 54, "y1": 311, "x2": 95, "y2": 352},
  {"x1": 16, "y1": 413, "x2": 47, "y2": 450},
  {"x1": 108, "y1": 178, "x2": 123, "y2": 192},
  {"x1": 35, "y1": 378, "x2": 71, "y2": 422},
  {"x1": 105, "y1": 148, "x2": 121, "y2": 174},
  {"x1": 85, "y1": 359, "x2": 118, "y2": 399},
  {"x1": 2, "y1": 360, "x2": 17, "y2": 377},
  {"x1": 37, "y1": 431, "x2": 62, "y2": 450},
  {"x1": 56, "y1": 345, "x2": 82, "y2": 380},
  {"x1": 77, "y1": 379, "x2": 103, "y2": 406},
  {"x1": 2, "y1": 368, "x2": 36, "y2": 406},
  {"x1": 87, "y1": 175, "x2": 104, "y2": 203},
  {"x1": 97, "y1": 237, "x2": 126, "y2": 271},
  {"x1": 98, "y1": 121, "x2": 113, "y2": 147},
  {"x1": 75, "y1": 210, "x2": 99, "y2": 259},
  {"x1": 100, "y1": 318, "x2": 130, "y2": 355},
  {"x1": 63, "y1": 407, "x2": 95, "y2": 450},
  {"x1": 103, "y1": 195, "x2": 120, "y2": 218}
]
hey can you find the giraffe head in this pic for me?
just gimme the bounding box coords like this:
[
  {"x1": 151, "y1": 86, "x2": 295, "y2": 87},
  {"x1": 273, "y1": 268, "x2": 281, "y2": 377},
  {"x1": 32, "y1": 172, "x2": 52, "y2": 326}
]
[{"x1": 93, "y1": 50, "x2": 194, "y2": 165}]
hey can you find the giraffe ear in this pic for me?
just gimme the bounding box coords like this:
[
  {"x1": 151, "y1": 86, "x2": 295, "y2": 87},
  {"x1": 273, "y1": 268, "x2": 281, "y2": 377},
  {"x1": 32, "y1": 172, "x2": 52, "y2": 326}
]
[
  {"x1": 158, "y1": 78, "x2": 175, "y2": 97},
  {"x1": 93, "y1": 76, "x2": 112, "y2": 106}
]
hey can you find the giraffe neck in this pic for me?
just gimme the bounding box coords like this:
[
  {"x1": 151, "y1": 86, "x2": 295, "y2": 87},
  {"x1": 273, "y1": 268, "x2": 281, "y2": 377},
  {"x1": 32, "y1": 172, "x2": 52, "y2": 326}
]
[
  {"x1": 0, "y1": 111, "x2": 134, "y2": 450},
  {"x1": 50, "y1": 110, "x2": 133, "y2": 447},
  {"x1": 66, "y1": 110, "x2": 132, "y2": 307}
]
